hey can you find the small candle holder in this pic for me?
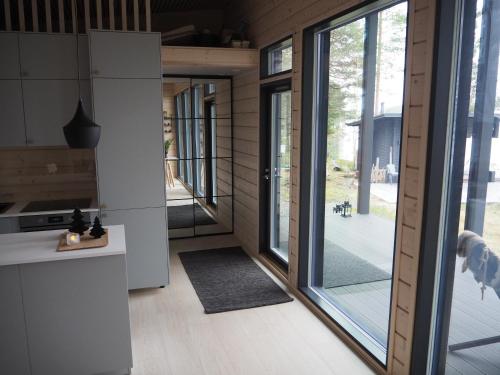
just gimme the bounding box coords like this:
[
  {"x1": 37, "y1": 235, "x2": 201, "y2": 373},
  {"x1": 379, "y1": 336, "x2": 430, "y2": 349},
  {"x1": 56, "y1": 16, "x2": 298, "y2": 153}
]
[{"x1": 66, "y1": 231, "x2": 81, "y2": 245}]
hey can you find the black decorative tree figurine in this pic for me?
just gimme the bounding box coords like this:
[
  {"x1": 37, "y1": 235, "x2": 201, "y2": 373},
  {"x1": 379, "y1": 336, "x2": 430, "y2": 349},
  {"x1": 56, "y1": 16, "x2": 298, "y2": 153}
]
[
  {"x1": 69, "y1": 208, "x2": 88, "y2": 235},
  {"x1": 90, "y1": 217, "x2": 106, "y2": 239}
]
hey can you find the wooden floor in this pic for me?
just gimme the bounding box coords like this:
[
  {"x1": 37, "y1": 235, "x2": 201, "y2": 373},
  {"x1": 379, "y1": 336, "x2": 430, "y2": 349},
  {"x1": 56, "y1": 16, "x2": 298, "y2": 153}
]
[{"x1": 127, "y1": 235, "x2": 375, "y2": 375}]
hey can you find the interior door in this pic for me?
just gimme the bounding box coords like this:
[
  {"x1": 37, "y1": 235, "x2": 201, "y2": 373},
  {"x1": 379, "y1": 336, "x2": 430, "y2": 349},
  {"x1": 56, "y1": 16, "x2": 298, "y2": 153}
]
[{"x1": 261, "y1": 80, "x2": 292, "y2": 266}]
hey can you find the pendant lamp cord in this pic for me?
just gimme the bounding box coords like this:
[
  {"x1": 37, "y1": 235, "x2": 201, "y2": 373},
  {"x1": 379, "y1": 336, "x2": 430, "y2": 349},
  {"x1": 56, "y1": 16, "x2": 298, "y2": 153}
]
[{"x1": 72, "y1": 0, "x2": 81, "y2": 97}]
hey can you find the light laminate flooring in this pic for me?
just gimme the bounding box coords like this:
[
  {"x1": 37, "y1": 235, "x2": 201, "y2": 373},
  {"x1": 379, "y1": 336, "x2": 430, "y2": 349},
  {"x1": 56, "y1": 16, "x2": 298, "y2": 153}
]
[{"x1": 128, "y1": 235, "x2": 375, "y2": 375}]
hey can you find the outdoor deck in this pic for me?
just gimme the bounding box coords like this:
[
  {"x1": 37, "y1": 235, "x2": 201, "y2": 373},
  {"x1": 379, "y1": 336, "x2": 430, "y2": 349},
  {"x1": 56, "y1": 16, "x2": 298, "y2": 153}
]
[{"x1": 321, "y1": 213, "x2": 500, "y2": 374}]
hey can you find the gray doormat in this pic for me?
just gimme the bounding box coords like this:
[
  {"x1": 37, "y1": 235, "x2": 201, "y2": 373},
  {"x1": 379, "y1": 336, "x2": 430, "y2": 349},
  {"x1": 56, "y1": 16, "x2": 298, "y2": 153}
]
[
  {"x1": 178, "y1": 247, "x2": 293, "y2": 314},
  {"x1": 168, "y1": 203, "x2": 217, "y2": 229},
  {"x1": 323, "y1": 240, "x2": 391, "y2": 288}
]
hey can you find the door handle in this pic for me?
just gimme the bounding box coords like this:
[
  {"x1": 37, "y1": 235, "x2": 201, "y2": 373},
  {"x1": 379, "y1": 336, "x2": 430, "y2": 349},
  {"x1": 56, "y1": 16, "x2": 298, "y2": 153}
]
[{"x1": 263, "y1": 168, "x2": 270, "y2": 181}]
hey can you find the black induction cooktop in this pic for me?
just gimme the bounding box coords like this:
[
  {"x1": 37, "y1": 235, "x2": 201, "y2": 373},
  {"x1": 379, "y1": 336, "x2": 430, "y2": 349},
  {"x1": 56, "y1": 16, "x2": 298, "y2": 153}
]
[
  {"x1": 0, "y1": 202, "x2": 14, "y2": 214},
  {"x1": 20, "y1": 199, "x2": 92, "y2": 213}
]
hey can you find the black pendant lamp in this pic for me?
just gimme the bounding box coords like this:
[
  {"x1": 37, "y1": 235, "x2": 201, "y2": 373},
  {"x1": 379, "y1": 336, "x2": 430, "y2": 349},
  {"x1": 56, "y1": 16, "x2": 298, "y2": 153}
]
[
  {"x1": 63, "y1": 14, "x2": 101, "y2": 149},
  {"x1": 63, "y1": 99, "x2": 101, "y2": 149}
]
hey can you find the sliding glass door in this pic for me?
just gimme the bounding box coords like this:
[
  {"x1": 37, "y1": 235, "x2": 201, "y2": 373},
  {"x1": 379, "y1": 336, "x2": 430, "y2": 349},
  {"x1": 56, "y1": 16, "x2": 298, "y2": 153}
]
[{"x1": 300, "y1": 0, "x2": 408, "y2": 363}]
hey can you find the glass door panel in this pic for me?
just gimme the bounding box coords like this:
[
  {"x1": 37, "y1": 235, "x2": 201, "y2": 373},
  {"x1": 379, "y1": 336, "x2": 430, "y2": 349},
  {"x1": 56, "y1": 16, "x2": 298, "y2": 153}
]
[{"x1": 270, "y1": 90, "x2": 292, "y2": 263}]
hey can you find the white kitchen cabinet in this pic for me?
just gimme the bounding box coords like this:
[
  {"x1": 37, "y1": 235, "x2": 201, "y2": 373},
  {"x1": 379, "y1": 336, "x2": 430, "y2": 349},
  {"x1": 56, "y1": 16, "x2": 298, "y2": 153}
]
[
  {"x1": 102, "y1": 208, "x2": 168, "y2": 290},
  {"x1": 77, "y1": 34, "x2": 90, "y2": 79},
  {"x1": 89, "y1": 31, "x2": 161, "y2": 78},
  {"x1": 0, "y1": 33, "x2": 20, "y2": 79},
  {"x1": 23, "y1": 79, "x2": 79, "y2": 146},
  {"x1": 21, "y1": 255, "x2": 132, "y2": 375},
  {"x1": 19, "y1": 33, "x2": 77, "y2": 79},
  {"x1": 0, "y1": 80, "x2": 26, "y2": 147},
  {"x1": 93, "y1": 77, "x2": 165, "y2": 210},
  {"x1": 0, "y1": 266, "x2": 31, "y2": 375}
]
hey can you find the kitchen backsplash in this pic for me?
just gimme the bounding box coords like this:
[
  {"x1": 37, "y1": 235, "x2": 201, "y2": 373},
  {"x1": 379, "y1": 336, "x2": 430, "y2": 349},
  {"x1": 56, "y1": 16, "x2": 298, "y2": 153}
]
[{"x1": 0, "y1": 147, "x2": 97, "y2": 202}]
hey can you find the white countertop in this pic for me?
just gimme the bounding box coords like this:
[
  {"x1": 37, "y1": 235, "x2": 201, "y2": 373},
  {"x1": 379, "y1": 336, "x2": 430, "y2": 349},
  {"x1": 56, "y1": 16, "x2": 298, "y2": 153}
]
[
  {"x1": 0, "y1": 199, "x2": 99, "y2": 218},
  {"x1": 0, "y1": 225, "x2": 126, "y2": 266}
]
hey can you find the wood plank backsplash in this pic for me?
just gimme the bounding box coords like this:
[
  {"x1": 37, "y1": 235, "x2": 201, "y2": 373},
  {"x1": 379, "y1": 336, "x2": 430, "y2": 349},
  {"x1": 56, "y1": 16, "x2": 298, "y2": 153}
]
[{"x1": 0, "y1": 147, "x2": 97, "y2": 202}]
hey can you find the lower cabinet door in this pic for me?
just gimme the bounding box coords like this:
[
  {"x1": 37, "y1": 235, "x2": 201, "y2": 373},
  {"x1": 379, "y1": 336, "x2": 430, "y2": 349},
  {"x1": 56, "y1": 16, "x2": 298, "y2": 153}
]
[
  {"x1": 0, "y1": 266, "x2": 30, "y2": 375},
  {"x1": 20, "y1": 256, "x2": 132, "y2": 375},
  {"x1": 23, "y1": 79, "x2": 78, "y2": 146},
  {"x1": 101, "y1": 206, "x2": 169, "y2": 289}
]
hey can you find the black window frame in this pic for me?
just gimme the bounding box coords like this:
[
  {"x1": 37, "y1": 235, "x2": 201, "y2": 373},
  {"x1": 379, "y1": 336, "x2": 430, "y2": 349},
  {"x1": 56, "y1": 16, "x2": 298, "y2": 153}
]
[{"x1": 260, "y1": 35, "x2": 293, "y2": 79}]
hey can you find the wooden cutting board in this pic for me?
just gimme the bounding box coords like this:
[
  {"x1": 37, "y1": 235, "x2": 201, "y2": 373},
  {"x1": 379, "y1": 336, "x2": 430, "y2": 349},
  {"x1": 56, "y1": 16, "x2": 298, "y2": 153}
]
[{"x1": 57, "y1": 230, "x2": 108, "y2": 252}]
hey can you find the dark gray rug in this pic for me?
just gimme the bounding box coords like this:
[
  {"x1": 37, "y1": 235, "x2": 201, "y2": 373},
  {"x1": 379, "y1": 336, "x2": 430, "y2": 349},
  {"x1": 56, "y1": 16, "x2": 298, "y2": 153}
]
[
  {"x1": 168, "y1": 203, "x2": 217, "y2": 229},
  {"x1": 178, "y1": 247, "x2": 293, "y2": 314},
  {"x1": 323, "y1": 240, "x2": 391, "y2": 288}
]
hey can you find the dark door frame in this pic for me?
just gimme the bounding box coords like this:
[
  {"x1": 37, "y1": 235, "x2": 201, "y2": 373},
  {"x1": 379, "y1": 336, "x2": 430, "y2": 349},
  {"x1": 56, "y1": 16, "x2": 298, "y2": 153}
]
[{"x1": 259, "y1": 78, "x2": 292, "y2": 270}]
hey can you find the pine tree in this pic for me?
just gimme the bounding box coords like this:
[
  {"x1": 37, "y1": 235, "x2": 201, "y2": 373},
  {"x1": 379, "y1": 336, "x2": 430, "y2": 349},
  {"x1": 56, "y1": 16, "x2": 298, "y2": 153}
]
[
  {"x1": 89, "y1": 217, "x2": 106, "y2": 239},
  {"x1": 69, "y1": 208, "x2": 88, "y2": 235}
]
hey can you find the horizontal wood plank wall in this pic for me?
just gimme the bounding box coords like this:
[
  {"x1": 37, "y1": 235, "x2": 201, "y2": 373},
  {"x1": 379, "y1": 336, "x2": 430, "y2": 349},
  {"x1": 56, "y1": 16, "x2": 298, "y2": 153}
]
[
  {"x1": 232, "y1": 69, "x2": 260, "y2": 252},
  {"x1": 214, "y1": 80, "x2": 233, "y2": 231},
  {"x1": 226, "y1": 0, "x2": 437, "y2": 373},
  {"x1": 0, "y1": 148, "x2": 97, "y2": 202}
]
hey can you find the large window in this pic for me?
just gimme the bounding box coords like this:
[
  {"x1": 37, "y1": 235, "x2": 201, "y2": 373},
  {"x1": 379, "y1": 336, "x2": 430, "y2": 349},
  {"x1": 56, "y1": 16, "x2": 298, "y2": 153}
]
[
  {"x1": 415, "y1": 0, "x2": 500, "y2": 374},
  {"x1": 300, "y1": 0, "x2": 408, "y2": 363}
]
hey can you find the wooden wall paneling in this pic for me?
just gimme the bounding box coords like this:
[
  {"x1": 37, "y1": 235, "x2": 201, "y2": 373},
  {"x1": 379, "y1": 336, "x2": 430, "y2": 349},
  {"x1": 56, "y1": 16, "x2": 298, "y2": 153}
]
[
  {"x1": 32, "y1": 0, "x2": 39, "y2": 31},
  {"x1": 108, "y1": 0, "x2": 115, "y2": 29},
  {"x1": 70, "y1": 0, "x2": 76, "y2": 33},
  {"x1": 0, "y1": 148, "x2": 97, "y2": 202},
  {"x1": 96, "y1": 0, "x2": 103, "y2": 29},
  {"x1": 133, "y1": 0, "x2": 139, "y2": 31},
  {"x1": 58, "y1": 0, "x2": 65, "y2": 32},
  {"x1": 3, "y1": 0, "x2": 11, "y2": 31},
  {"x1": 84, "y1": 0, "x2": 90, "y2": 32},
  {"x1": 18, "y1": 0, "x2": 25, "y2": 32},
  {"x1": 45, "y1": 0, "x2": 52, "y2": 32},
  {"x1": 121, "y1": 0, "x2": 127, "y2": 30},
  {"x1": 145, "y1": 0, "x2": 151, "y2": 31}
]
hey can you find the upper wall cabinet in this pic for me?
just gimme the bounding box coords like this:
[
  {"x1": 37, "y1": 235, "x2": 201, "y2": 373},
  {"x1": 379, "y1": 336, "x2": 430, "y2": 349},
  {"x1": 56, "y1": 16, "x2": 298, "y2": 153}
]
[
  {"x1": 0, "y1": 33, "x2": 20, "y2": 79},
  {"x1": 23, "y1": 80, "x2": 79, "y2": 146},
  {"x1": 19, "y1": 34, "x2": 78, "y2": 79},
  {"x1": 0, "y1": 81, "x2": 26, "y2": 147},
  {"x1": 89, "y1": 32, "x2": 161, "y2": 78},
  {"x1": 78, "y1": 35, "x2": 90, "y2": 80}
]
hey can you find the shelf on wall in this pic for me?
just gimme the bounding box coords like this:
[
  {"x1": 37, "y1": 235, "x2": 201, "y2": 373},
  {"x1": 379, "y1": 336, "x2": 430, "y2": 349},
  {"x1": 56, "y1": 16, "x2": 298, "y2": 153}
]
[{"x1": 161, "y1": 46, "x2": 258, "y2": 76}]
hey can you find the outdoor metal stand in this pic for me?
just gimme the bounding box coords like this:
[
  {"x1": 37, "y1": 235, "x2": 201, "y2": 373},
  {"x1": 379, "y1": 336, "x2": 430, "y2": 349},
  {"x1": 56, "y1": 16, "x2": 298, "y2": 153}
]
[{"x1": 333, "y1": 201, "x2": 352, "y2": 218}]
